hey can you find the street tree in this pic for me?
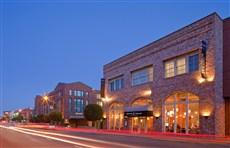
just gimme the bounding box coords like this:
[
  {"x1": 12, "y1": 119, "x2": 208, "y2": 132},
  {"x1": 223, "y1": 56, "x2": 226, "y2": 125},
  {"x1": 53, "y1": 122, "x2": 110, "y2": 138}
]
[
  {"x1": 84, "y1": 104, "x2": 103, "y2": 128},
  {"x1": 48, "y1": 111, "x2": 62, "y2": 125}
]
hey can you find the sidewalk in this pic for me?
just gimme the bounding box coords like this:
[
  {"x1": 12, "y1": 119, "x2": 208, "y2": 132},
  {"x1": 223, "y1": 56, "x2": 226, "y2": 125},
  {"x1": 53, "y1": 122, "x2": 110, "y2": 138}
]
[{"x1": 17, "y1": 124, "x2": 230, "y2": 145}]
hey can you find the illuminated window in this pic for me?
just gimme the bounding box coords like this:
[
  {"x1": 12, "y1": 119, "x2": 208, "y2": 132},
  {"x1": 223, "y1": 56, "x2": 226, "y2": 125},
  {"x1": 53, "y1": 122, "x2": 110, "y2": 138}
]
[
  {"x1": 164, "y1": 92, "x2": 199, "y2": 134},
  {"x1": 131, "y1": 66, "x2": 153, "y2": 86},
  {"x1": 165, "y1": 61, "x2": 175, "y2": 78},
  {"x1": 109, "y1": 103, "x2": 124, "y2": 129},
  {"x1": 165, "y1": 53, "x2": 199, "y2": 78},
  {"x1": 176, "y1": 58, "x2": 186, "y2": 75}
]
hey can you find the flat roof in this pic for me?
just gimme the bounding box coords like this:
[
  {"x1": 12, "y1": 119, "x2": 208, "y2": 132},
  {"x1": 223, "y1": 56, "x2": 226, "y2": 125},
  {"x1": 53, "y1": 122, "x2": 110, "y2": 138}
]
[{"x1": 104, "y1": 12, "x2": 222, "y2": 70}]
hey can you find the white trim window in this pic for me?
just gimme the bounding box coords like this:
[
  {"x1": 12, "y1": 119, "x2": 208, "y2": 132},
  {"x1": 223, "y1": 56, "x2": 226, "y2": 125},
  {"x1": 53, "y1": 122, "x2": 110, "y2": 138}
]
[
  {"x1": 131, "y1": 66, "x2": 153, "y2": 86},
  {"x1": 164, "y1": 53, "x2": 199, "y2": 78},
  {"x1": 165, "y1": 61, "x2": 175, "y2": 78},
  {"x1": 176, "y1": 57, "x2": 186, "y2": 75}
]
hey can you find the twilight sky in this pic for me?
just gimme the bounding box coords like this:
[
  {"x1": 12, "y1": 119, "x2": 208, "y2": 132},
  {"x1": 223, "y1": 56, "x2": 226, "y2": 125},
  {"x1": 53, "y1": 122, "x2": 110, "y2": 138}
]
[{"x1": 0, "y1": 1, "x2": 229, "y2": 114}]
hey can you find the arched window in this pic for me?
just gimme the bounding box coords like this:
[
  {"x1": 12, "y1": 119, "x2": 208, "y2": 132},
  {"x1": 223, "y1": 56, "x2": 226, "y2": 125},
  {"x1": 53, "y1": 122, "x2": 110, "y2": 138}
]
[
  {"x1": 164, "y1": 92, "x2": 199, "y2": 134},
  {"x1": 131, "y1": 98, "x2": 153, "y2": 131},
  {"x1": 109, "y1": 102, "x2": 124, "y2": 130}
]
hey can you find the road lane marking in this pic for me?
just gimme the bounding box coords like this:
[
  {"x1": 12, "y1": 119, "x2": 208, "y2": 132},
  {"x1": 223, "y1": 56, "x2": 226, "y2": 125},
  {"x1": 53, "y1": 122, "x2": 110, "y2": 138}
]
[
  {"x1": 14, "y1": 127, "x2": 138, "y2": 148},
  {"x1": 0, "y1": 126, "x2": 94, "y2": 148}
]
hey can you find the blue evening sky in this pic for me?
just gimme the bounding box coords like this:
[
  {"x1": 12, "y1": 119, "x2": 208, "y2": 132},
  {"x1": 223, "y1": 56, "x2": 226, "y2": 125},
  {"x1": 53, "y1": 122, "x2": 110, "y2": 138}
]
[{"x1": 0, "y1": 1, "x2": 229, "y2": 114}]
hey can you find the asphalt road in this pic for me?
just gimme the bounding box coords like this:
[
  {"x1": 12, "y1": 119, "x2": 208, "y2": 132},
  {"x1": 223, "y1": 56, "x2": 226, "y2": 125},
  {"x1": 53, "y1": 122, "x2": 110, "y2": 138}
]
[{"x1": 0, "y1": 126, "x2": 229, "y2": 148}]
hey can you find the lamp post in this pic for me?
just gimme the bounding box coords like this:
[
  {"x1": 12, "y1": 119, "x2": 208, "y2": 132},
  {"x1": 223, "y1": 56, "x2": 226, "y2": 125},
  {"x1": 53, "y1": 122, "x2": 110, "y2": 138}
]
[{"x1": 42, "y1": 94, "x2": 55, "y2": 114}]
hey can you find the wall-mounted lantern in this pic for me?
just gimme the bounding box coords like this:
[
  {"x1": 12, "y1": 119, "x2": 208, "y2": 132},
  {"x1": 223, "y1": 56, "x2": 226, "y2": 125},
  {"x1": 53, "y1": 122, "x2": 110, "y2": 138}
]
[{"x1": 153, "y1": 112, "x2": 161, "y2": 120}]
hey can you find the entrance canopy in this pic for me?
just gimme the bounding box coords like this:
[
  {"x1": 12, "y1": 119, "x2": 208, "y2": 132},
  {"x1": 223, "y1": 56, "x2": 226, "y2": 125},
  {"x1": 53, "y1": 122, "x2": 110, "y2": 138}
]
[{"x1": 124, "y1": 105, "x2": 153, "y2": 117}]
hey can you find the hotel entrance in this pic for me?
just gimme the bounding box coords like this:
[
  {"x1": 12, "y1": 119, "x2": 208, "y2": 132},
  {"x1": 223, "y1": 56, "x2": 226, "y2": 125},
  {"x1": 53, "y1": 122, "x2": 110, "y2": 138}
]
[
  {"x1": 124, "y1": 98, "x2": 153, "y2": 132},
  {"x1": 125, "y1": 115, "x2": 153, "y2": 132}
]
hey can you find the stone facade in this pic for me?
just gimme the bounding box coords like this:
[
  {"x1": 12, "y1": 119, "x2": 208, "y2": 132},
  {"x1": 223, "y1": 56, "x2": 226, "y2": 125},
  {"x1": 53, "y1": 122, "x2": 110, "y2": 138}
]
[{"x1": 103, "y1": 13, "x2": 226, "y2": 135}]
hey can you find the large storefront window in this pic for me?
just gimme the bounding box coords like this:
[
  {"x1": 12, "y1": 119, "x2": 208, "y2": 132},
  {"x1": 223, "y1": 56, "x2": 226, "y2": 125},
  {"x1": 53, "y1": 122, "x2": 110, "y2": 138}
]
[
  {"x1": 109, "y1": 102, "x2": 124, "y2": 130},
  {"x1": 124, "y1": 98, "x2": 153, "y2": 132},
  {"x1": 164, "y1": 92, "x2": 199, "y2": 134}
]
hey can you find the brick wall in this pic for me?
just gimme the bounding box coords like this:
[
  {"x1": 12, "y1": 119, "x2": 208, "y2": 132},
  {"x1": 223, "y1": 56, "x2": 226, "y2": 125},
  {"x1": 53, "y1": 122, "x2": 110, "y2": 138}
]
[{"x1": 103, "y1": 13, "x2": 225, "y2": 135}]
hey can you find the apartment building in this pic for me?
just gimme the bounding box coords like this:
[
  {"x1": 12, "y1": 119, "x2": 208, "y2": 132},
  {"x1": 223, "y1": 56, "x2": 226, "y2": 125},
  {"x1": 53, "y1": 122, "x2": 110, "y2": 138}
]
[{"x1": 34, "y1": 82, "x2": 101, "y2": 126}]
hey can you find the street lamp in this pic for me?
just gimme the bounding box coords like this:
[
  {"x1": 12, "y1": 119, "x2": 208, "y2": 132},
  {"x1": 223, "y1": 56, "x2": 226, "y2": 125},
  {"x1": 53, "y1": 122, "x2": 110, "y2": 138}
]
[
  {"x1": 42, "y1": 94, "x2": 55, "y2": 114},
  {"x1": 43, "y1": 95, "x2": 49, "y2": 102}
]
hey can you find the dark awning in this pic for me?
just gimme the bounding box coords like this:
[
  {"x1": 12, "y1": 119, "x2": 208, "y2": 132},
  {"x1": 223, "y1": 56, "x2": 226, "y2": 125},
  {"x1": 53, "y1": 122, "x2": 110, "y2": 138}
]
[
  {"x1": 124, "y1": 105, "x2": 153, "y2": 117},
  {"x1": 124, "y1": 111, "x2": 153, "y2": 117}
]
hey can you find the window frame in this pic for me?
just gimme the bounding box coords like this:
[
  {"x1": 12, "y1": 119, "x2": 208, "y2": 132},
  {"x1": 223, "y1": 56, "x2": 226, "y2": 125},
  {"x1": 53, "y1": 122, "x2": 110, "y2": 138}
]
[
  {"x1": 188, "y1": 53, "x2": 199, "y2": 73},
  {"x1": 131, "y1": 66, "x2": 153, "y2": 86},
  {"x1": 109, "y1": 76, "x2": 124, "y2": 92},
  {"x1": 165, "y1": 60, "x2": 175, "y2": 78},
  {"x1": 164, "y1": 52, "x2": 199, "y2": 79}
]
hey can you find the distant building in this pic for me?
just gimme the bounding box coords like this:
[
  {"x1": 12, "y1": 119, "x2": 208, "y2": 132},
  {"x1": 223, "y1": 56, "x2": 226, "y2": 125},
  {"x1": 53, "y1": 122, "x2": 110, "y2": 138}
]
[
  {"x1": 20, "y1": 108, "x2": 33, "y2": 122},
  {"x1": 2, "y1": 111, "x2": 11, "y2": 121},
  {"x1": 34, "y1": 95, "x2": 49, "y2": 115},
  {"x1": 34, "y1": 82, "x2": 101, "y2": 126}
]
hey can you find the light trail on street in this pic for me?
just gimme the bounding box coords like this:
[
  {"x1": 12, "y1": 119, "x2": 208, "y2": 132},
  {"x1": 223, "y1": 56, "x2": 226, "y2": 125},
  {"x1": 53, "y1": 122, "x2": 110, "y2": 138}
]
[{"x1": 0, "y1": 125, "x2": 139, "y2": 148}]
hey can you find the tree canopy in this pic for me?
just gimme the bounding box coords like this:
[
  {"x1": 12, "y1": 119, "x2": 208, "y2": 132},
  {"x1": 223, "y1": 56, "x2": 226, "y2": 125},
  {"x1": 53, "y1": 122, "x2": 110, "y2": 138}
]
[{"x1": 84, "y1": 104, "x2": 103, "y2": 121}]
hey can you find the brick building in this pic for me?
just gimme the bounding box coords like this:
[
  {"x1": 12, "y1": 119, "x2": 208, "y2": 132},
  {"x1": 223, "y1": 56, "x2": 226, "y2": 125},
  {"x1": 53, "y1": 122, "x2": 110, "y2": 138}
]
[
  {"x1": 34, "y1": 95, "x2": 48, "y2": 115},
  {"x1": 20, "y1": 108, "x2": 33, "y2": 122},
  {"x1": 102, "y1": 13, "x2": 230, "y2": 135},
  {"x1": 34, "y1": 82, "x2": 101, "y2": 126}
]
